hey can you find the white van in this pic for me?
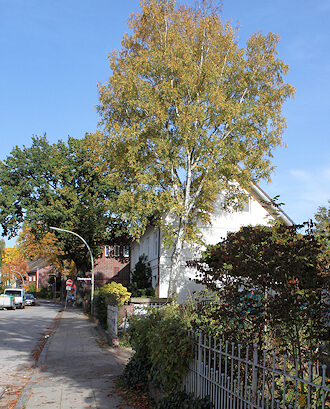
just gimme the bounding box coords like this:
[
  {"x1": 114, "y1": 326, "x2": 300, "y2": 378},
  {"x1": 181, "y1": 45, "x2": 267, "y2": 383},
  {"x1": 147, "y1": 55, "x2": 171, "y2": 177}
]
[{"x1": 4, "y1": 288, "x2": 25, "y2": 309}]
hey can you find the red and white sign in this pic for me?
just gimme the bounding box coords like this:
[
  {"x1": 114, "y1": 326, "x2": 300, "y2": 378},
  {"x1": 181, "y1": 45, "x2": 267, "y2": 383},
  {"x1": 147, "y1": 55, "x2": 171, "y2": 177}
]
[{"x1": 66, "y1": 279, "x2": 74, "y2": 291}]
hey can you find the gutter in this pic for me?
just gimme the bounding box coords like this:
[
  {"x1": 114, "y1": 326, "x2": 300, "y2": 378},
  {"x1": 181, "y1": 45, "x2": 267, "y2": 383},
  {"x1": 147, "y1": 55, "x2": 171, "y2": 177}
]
[
  {"x1": 251, "y1": 183, "x2": 294, "y2": 226},
  {"x1": 157, "y1": 227, "x2": 160, "y2": 298}
]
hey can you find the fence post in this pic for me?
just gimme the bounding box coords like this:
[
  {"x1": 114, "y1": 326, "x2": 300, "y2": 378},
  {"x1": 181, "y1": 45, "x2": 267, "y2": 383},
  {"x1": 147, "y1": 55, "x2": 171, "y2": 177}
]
[
  {"x1": 107, "y1": 305, "x2": 118, "y2": 337},
  {"x1": 197, "y1": 331, "x2": 202, "y2": 397},
  {"x1": 252, "y1": 344, "x2": 258, "y2": 403}
]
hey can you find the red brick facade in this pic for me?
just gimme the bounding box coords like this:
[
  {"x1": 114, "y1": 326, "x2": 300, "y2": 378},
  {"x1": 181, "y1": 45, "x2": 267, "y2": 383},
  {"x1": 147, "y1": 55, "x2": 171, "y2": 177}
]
[
  {"x1": 27, "y1": 244, "x2": 130, "y2": 291},
  {"x1": 90, "y1": 245, "x2": 130, "y2": 287},
  {"x1": 27, "y1": 259, "x2": 55, "y2": 289}
]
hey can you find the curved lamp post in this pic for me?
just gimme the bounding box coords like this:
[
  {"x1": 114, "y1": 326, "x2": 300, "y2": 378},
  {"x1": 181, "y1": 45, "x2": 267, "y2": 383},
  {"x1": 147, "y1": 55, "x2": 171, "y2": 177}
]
[
  {"x1": 50, "y1": 227, "x2": 95, "y2": 314},
  {"x1": 11, "y1": 269, "x2": 25, "y2": 288}
]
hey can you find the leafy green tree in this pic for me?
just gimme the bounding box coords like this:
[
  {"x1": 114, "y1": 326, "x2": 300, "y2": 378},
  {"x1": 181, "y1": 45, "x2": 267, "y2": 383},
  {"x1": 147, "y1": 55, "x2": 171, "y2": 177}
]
[
  {"x1": 96, "y1": 0, "x2": 295, "y2": 298},
  {"x1": 189, "y1": 223, "x2": 329, "y2": 370},
  {"x1": 0, "y1": 238, "x2": 4, "y2": 271},
  {"x1": 314, "y1": 199, "x2": 330, "y2": 268},
  {"x1": 129, "y1": 255, "x2": 155, "y2": 297},
  {"x1": 17, "y1": 226, "x2": 75, "y2": 276},
  {"x1": 0, "y1": 238, "x2": 6, "y2": 292},
  {"x1": 0, "y1": 134, "x2": 122, "y2": 273}
]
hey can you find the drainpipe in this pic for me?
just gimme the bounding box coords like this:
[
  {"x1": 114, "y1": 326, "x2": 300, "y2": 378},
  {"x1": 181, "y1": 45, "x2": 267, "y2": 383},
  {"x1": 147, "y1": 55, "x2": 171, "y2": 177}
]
[{"x1": 157, "y1": 227, "x2": 160, "y2": 298}]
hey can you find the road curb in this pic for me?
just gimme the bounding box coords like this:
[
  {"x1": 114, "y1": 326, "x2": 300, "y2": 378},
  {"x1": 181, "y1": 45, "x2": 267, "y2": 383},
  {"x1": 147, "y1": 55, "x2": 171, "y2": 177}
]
[
  {"x1": 13, "y1": 310, "x2": 63, "y2": 409},
  {"x1": 13, "y1": 373, "x2": 38, "y2": 409}
]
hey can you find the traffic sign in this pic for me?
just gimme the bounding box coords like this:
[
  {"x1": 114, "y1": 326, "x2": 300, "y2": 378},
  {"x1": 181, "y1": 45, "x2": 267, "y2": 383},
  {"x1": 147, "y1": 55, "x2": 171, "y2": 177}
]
[{"x1": 66, "y1": 279, "x2": 74, "y2": 287}]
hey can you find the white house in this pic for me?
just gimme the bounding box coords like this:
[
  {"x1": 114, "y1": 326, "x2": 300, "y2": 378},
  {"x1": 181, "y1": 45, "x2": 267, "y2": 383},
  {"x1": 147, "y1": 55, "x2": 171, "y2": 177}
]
[{"x1": 130, "y1": 184, "x2": 293, "y2": 302}]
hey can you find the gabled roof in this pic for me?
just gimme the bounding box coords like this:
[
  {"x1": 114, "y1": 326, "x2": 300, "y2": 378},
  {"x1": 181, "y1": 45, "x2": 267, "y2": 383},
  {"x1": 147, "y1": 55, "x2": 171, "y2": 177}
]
[
  {"x1": 251, "y1": 183, "x2": 294, "y2": 226},
  {"x1": 27, "y1": 258, "x2": 51, "y2": 273}
]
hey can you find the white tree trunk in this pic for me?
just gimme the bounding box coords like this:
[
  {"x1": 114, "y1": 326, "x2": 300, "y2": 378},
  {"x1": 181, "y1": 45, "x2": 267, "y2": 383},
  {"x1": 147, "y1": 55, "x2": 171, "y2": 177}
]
[{"x1": 167, "y1": 219, "x2": 186, "y2": 299}]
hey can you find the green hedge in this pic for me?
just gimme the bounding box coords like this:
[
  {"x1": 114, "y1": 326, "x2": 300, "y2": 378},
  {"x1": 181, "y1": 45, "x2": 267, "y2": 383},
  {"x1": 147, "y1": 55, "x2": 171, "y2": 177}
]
[{"x1": 124, "y1": 302, "x2": 194, "y2": 397}]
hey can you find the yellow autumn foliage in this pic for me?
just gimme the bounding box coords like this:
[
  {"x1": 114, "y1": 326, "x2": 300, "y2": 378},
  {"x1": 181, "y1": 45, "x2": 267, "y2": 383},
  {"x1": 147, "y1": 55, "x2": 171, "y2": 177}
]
[{"x1": 100, "y1": 282, "x2": 131, "y2": 306}]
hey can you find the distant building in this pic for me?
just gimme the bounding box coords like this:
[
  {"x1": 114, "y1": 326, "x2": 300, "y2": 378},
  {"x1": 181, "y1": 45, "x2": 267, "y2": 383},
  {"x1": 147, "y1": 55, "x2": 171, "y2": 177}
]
[{"x1": 27, "y1": 259, "x2": 54, "y2": 289}]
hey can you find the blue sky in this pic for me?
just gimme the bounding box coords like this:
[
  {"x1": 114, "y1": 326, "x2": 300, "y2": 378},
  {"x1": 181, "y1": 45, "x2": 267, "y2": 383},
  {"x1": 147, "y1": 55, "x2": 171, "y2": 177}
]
[{"x1": 1, "y1": 0, "x2": 329, "y2": 246}]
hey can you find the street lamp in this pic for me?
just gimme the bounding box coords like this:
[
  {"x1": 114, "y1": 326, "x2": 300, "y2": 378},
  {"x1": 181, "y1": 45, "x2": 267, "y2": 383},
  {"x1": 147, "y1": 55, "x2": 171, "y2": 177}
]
[
  {"x1": 10, "y1": 269, "x2": 25, "y2": 288},
  {"x1": 50, "y1": 227, "x2": 95, "y2": 314}
]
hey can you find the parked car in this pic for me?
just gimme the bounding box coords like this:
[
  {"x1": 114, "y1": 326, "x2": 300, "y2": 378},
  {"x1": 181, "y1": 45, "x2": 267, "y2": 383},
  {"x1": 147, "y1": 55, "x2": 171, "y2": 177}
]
[
  {"x1": 4, "y1": 288, "x2": 25, "y2": 309},
  {"x1": 25, "y1": 294, "x2": 36, "y2": 306}
]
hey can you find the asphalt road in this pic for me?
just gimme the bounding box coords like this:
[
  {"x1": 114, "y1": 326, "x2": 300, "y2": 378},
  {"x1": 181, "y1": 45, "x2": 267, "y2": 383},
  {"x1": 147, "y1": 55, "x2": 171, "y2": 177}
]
[{"x1": 0, "y1": 300, "x2": 62, "y2": 409}]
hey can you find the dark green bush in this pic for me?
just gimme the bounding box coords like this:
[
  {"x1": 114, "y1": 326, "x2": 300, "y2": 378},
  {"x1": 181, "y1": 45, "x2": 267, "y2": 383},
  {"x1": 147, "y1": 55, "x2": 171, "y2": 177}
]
[
  {"x1": 129, "y1": 255, "x2": 155, "y2": 297},
  {"x1": 94, "y1": 289, "x2": 107, "y2": 328},
  {"x1": 127, "y1": 303, "x2": 194, "y2": 395},
  {"x1": 123, "y1": 357, "x2": 152, "y2": 392},
  {"x1": 37, "y1": 287, "x2": 52, "y2": 299},
  {"x1": 157, "y1": 390, "x2": 214, "y2": 409}
]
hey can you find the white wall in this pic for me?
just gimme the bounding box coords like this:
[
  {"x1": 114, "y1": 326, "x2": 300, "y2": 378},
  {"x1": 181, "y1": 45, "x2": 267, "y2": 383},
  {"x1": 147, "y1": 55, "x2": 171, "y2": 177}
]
[
  {"x1": 203, "y1": 195, "x2": 272, "y2": 245},
  {"x1": 160, "y1": 195, "x2": 276, "y2": 301},
  {"x1": 130, "y1": 224, "x2": 160, "y2": 290},
  {"x1": 131, "y1": 194, "x2": 279, "y2": 302}
]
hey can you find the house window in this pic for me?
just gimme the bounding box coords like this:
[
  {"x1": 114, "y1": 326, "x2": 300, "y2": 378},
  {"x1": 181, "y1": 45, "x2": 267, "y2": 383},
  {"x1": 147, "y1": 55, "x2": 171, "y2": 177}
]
[
  {"x1": 243, "y1": 199, "x2": 250, "y2": 212},
  {"x1": 123, "y1": 245, "x2": 129, "y2": 257},
  {"x1": 114, "y1": 245, "x2": 121, "y2": 257},
  {"x1": 114, "y1": 267, "x2": 119, "y2": 275},
  {"x1": 146, "y1": 237, "x2": 150, "y2": 257},
  {"x1": 105, "y1": 245, "x2": 111, "y2": 258}
]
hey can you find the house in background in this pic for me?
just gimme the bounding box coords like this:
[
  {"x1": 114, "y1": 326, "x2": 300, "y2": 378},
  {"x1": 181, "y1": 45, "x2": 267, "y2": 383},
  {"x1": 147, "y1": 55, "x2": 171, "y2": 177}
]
[
  {"x1": 27, "y1": 259, "x2": 54, "y2": 289},
  {"x1": 89, "y1": 244, "x2": 130, "y2": 287},
  {"x1": 130, "y1": 184, "x2": 294, "y2": 302},
  {"x1": 26, "y1": 244, "x2": 130, "y2": 293}
]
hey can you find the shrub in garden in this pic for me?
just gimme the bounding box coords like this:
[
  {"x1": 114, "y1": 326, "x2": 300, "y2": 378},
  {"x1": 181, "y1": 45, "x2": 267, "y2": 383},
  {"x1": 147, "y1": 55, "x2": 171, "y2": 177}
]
[
  {"x1": 129, "y1": 255, "x2": 155, "y2": 297},
  {"x1": 157, "y1": 390, "x2": 214, "y2": 409},
  {"x1": 37, "y1": 286, "x2": 52, "y2": 299},
  {"x1": 124, "y1": 303, "x2": 194, "y2": 396},
  {"x1": 27, "y1": 282, "x2": 37, "y2": 293},
  {"x1": 189, "y1": 223, "x2": 329, "y2": 367},
  {"x1": 95, "y1": 282, "x2": 131, "y2": 328},
  {"x1": 123, "y1": 357, "x2": 152, "y2": 392}
]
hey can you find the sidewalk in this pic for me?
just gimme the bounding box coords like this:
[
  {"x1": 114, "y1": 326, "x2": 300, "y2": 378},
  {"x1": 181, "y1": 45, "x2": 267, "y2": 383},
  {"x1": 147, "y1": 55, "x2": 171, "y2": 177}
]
[{"x1": 14, "y1": 307, "x2": 133, "y2": 409}]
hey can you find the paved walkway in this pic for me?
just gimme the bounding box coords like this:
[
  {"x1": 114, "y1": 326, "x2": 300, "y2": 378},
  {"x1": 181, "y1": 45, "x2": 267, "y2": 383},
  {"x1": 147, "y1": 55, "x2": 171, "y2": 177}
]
[{"x1": 14, "y1": 308, "x2": 133, "y2": 409}]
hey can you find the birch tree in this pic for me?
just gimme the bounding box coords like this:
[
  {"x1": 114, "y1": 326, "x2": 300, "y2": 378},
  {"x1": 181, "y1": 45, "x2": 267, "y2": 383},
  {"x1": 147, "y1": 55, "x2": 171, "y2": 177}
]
[{"x1": 96, "y1": 0, "x2": 295, "y2": 298}]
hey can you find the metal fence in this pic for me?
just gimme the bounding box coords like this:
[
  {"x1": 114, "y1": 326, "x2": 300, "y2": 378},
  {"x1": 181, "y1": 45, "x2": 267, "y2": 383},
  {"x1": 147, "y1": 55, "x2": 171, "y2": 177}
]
[
  {"x1": 107, "y1": 299, "x2": 167, "y2": 336},
  {"x1": 182, "y1": 331, "x2": 330, "y2": 409},
  {"x1": 107, "y1": 305, "x2": 118, "y2": 336}
]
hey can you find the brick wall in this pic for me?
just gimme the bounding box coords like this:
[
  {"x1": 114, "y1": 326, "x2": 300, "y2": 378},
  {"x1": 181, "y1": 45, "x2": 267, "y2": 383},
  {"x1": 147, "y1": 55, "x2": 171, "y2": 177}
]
[{"x1": 90, "y1": 246, "x2": 130, "y2": 287}]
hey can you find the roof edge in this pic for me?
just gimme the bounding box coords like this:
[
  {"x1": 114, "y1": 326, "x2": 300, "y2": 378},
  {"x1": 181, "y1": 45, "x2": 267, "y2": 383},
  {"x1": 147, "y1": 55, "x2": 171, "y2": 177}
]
[{"x1": 251, "y1": 183, "x2": 294, "y2": 226}]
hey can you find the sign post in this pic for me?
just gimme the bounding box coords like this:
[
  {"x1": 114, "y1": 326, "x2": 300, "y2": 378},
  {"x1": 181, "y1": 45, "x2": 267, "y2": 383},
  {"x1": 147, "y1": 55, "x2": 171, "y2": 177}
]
[
  {"x1": 66, "y1": 279, "x2": 74, "y2": 291},
  {"x1": 65, "y1": 279, "x2": 74, "y2": 310}
]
